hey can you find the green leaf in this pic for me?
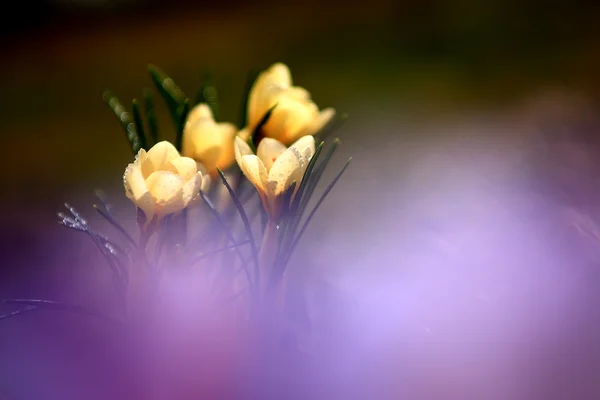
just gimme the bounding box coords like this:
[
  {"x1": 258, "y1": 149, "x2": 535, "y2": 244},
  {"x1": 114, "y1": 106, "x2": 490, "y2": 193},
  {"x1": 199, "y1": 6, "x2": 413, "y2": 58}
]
[
  {"x1": 175, "y1": 99, "x2": 190, "y2": 152},
  {"x1": 199, "y1": 190, "x2": 254, "y2": 294},
  {"x1": 291, "y1": 141, "x2": 324, "y2": 213},
  {"x1": 147, "y1": 64, "x2": 188, "y2": 128},
  {"x1": 132, "y1": 98, "x2": 147, "y2": 150},
  {"x1": 1, "y1": 299, "x2": 122, "y2": 326},
  {"x1": 59, "y1": 203, "x2": 128, "y2": 305},
  {"x1": 93, "y1": 204, "x2": 136, "y2": 248},
  {"x1": 281, "y1": 181, "x2": 297, "y2": 219},
  {"x1": 276, "y1": 142, "x2": 324, "y2": 261},
  {"x1": 216, "y1": 168, "x2": 260, "y2": 302},
  {"x1": 194, "y1": 72, "x2": 219, "y2": 119},
  {"x1": 0, "y1": 305, "x2": 37, "y2": 321},
  {"x1": 143, "y1": 87, "x2": 159, "y2": 145},
  {"x1": 282, "y1": 157, "x2": 352, "y2": 269},
  {"x1": 189, "y1": 240, "x2": 250, "y2": 265},
  {"x1": 296, "y1": 138, "x2": 341, "y2": 221},
  {"x1": 103, "y1": 90, "x2": 142, "y2": 154},
  {"x1": 238, "y1": 69, "x2": 259, "y2": 129},
  {"x1": 250, "y1": 103, "x2": 278, "y2": 150}
]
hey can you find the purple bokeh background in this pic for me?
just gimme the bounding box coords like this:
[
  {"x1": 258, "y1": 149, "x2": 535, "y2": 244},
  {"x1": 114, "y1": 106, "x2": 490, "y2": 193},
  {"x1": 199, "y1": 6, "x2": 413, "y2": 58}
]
[{"x1": 3, "y1": 1, "x2": 600, "y2": 399}]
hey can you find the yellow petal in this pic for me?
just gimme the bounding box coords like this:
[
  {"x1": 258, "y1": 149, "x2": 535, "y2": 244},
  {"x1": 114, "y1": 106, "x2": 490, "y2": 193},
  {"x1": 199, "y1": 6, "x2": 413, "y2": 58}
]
[
  {"x1": 257, "y1": 137, "x2": 287, "y2": 171},
  {"x1": 194, "y1": 162, "x2": 212, "y2": 192},
  {"x1": 289, "y1": 135, "x2": 316, "y2": 164},
  {"x1": 237, "y1": 128, "x2": 251, "y2": 142},
  {"x1": 165, "y1": 157, "x2": 198, "y2": 181},
  {"x1": 186, "y1": 103, "x2": 214, "y2": 127},
  {"x1": 288, "y1": 86, "x2": 311, "y2": 101},
  {"x1": 123, "y1": 158, "x2": 154, "y2": 222},
  {"x1": 234, "y1": 136, "x2": 269, "y2": 192},
  {"x1": 234, "y1": 136, "x2": 254, "y2": 158},
  {"x1": 304, "y1": 107, "x2": 335, "y2": 136},
  {"x1": 182, "y1": 119, "x2": 222, "y2": 171},
  {"x1": 142, "y1": 141, "x2": 181, "y2": 177},
  {"x1": 266, "y1": 97, "x2": 317, "y2": 144},
  {"x1": 181, "y1": 172, "x2": 203, "y2": 208},
  {"x1": 144, "y1": 170, "x2": 185, "y2": 216},
  {"x1": 248, "y1": 63, "x2": 292, "y2": 129},
  {"x1": 250, "y1": 85, "x2": 287, "y2": 131},
  {"x1": 266, "y1": 63, "x2": 293, "y2": 85},
  {"x1": 240, "y1": 154, "x2": 268, "y2": 193},
  {"x1": 268, "y1": 146, "x2": 303, "y2": 196},
  {"x1": 215, "y1": 123, "x2": 238, "y2": 171}
]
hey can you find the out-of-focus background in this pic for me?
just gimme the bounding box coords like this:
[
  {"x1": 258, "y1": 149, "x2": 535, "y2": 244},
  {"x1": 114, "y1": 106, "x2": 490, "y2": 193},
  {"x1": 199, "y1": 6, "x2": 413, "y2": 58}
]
[{"x1": 3, "y1": 0, "x2": 600, "y2": 398}]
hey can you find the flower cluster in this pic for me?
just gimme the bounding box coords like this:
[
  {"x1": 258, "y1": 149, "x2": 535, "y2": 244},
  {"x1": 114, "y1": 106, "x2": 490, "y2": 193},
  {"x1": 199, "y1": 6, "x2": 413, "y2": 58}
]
[
  {"x1": 124, "y1": 62, "x2": 335, "y2": 226},
  {"x1": 0, "y1": 61, "x2": 351, "y2": 400}
]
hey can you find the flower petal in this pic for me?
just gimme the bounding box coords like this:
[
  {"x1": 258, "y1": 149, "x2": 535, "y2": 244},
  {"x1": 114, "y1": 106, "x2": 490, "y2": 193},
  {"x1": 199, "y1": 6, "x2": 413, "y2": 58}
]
[
  {"x1": 237, "y1": 128, "x2": 251, "y2": 142},
  {"x1": 289, "y1": 135, "x2": 316, "y2": 164},
  {"x1": 249, "y1": 63, "x2": 292, "y2": 129},
  {"x1": 257, "y1": 137, "x2": 287, "y2": 171},
  {"x1": 268, "y1": 146, "x2": 303, "y2": 196},
  {"x1": 195, "y1": 162, "x2": 212, "y2": 192},
  {"x1": 234, "y1": 136, "x2": 254, "y2": 158},
  {"x1": 186, "y1": 103, "x2": 214, "y2": 127},
  {"x1": 143, "y1": 141, "x2": 181, "y2": 177},
  {"x1": 240, "y1": 154, "x2": 268, "y2": 193},
  {"x1": 288, "y1": 86, "x2": 311, "y2": 101},
  {"x1": 234, "y1": 136, "x2": 268, "y2": 193},
  {"x1": 145, "y1": 170, "x2": 185, "y2": 216},
  {"x1": 266, "y1": 97, "x2": 317, "y2": 144},
  {"x1": 215, "y1": 123, "x2": 238, "y2": 171},
  {"x1": 182, "y1": 118, "x2": 222, "y2": 171},
  {"x1": 123, "y1": 158, "x2": 154, "y2": 222},
  {"x1": 181, "y1": 172, "x2": 203, "y2": 208},
  {"x1": 304, "y1": 107, "x2": 335, "y2": 136},
  {"x1": 165, "y1": 156, "x2": 198, "y2": 181}
]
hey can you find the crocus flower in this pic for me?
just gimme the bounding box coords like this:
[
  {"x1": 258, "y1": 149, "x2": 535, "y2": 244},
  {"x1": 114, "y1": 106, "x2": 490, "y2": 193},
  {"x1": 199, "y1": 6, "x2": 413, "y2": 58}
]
[
  {"x1": 243, "y1": 63, "x2": 334, "y2": 145},
  {"x1": 234, "y1": 135, "x2": 315, "y2": 220},
  {"x1": 124, "y1": 141, "x2": 204, "y2": 227},
  {"x1": 182, "y1": 103, "x2": 238, "y2": 176}
]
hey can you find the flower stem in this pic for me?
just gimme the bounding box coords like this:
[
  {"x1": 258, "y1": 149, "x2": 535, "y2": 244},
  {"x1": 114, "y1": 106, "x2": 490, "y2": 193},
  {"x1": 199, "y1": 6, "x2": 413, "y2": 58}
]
[
  {"x1": 258, "y1": 219, "x2": 284, "y2": 310},
  {"x1": 127, "y1": 228, "x2": 152, "y2": 325}
]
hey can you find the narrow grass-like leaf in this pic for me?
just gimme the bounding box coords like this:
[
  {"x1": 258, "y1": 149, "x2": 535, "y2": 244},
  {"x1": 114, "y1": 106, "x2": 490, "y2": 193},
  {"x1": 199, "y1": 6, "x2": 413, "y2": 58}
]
[
  {"x1": 250, "y1": 103, "x2": 278, "y2": 150},
  {"x1": 1, "y1": 299, "x2": 122, "y2": 326},
  {"x1": 194, "y1": 72, "x2": 219, "y2": 119},
  {"x1": 280, "y1": 181, "x2": 297, "y2": 223},
  {"x1": 281, "y1": 158, "x2": 352, "y2": 269},
  {"x1": 58, "y1": 208, "x2": 130, "y2": 272},
  {"x1": 143, "y1": 87, "x2": 158, "y2": 145},
  {"x1": 93, "y1": 204, "x2": 136, "y2": 248},
  {"x1": 276, "y1": 181, "x2": 300, "y2": 256},
  {"x1": 278, "y1": 138, "x2": 342, "y2": 257},
  {"x1": 0, "y1": 305, "x2": 37, "y2": 321},
  {"x1": 175, "y1": 99, "x2": 190, "y2": 151},
  {"x1": 103, "y1": 90, "x2": 142, "y2": 154},
  {"x1": 276, "y1": 141, "x2": 325, "y2": 257},
  {"x1": 216, "y1": 168, "x2": 260, "y2": 299},
  {"x1": 59, "y1": 204, "x2": 128, "y2": 304},
  {"x1": 148, "y1": 64, "x2": 187, "y2": 127},
  {"x1": 132, "y1": 99, "x2": 147, "y2": 150},
  {"x1": 199, "y1": 190, "x2": 253, "y2": 291},
  {"x1": 94, "y1": 190, "x2": 112, "y2": 213},
  {"x1": 190, "y1": 240, "x2": 250, "y2": 265},
  {"x1": 297, "y1": 139, "x2": 340, "y2": 218},
  {"x1": 238, "y1": 69, "x2": 259, "y2": 128},
  {"x1": 291, "y1": 141, "x2": 324, "y2": 213}
]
